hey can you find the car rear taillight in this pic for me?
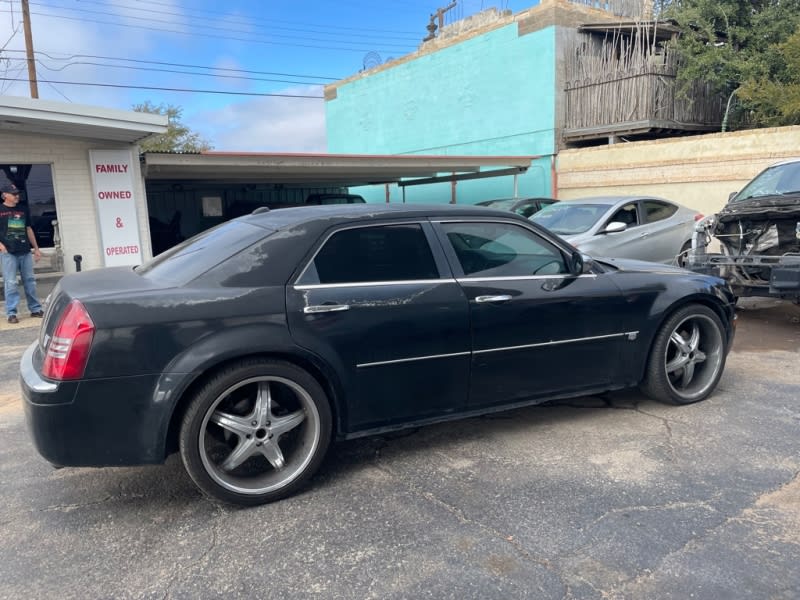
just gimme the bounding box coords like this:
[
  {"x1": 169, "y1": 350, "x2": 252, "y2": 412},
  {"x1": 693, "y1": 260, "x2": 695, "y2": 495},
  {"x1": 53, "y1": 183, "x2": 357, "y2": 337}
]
[
  {"x1": 41, "y1": 300, "x2": 95, "y2": 381},
  {"x1": 694, "y1": 213, "x2": 705, "y2": 221}
]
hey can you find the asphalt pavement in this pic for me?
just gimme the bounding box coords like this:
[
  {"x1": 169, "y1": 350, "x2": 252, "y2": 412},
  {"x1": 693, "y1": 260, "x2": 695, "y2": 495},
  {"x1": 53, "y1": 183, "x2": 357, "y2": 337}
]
[{"x1": 0, "y1": 298, "x2": 798, "y2": 599}]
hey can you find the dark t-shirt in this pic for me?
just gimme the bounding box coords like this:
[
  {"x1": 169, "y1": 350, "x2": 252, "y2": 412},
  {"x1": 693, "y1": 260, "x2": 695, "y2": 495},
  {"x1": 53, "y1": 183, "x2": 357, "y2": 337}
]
[{"x1": 0, "y1": 204, "x2": 32, "y2": 255}]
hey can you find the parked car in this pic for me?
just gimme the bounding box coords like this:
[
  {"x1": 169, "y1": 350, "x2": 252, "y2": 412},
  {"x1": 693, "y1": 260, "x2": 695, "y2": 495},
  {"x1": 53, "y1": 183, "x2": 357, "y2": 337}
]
[
  {"x1": 690, "y1": 158, "x2": 800, "y2": 301},
  {"x1": 475, "y1": 197, "x2": 559, "y2": 218},
  {"x1": 305, "y1": 193, "x2": 366, "y2": 205},
  {"x1": 22, "y1": 204, "x2": 735, "y2": 506},
  {"x1": 531, "y1": 196, "x2": 702, "y2": 266}
]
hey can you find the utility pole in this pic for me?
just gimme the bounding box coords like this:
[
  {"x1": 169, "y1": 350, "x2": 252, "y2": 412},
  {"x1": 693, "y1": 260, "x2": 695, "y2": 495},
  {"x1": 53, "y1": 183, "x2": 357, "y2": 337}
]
[{"x1": 21, "y1": 0, "x2": 39, "y2": 98}]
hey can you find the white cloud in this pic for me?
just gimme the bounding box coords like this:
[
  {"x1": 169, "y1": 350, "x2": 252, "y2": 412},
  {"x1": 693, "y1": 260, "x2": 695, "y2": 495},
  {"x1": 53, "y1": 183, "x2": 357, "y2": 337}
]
[
  {"x1": 0, "y1": 0, "x2": 189, "y2": 106},
  {"x1": 194, "y1": 85, "x2": 327, "y2": 153}
]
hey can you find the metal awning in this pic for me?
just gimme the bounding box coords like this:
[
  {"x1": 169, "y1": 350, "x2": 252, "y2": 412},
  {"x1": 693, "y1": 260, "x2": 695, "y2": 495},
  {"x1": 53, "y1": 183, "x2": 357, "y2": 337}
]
[
  {"x1": 0, "y1": 96, "x2": 167, "y2": 143},
  {"x1": 142, "y1": 151, "x2": 534, "y2": 187}
]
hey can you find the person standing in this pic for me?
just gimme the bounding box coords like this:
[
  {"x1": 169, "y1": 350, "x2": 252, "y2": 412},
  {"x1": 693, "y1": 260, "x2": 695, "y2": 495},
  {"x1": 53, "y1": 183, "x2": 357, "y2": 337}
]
[{"x1": 0, "y1": 185, "x2": 43, "y2": 324}]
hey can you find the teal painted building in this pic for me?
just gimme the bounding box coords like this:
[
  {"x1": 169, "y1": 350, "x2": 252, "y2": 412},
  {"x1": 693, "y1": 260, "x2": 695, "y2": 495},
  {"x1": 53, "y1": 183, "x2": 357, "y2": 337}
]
[
  {"x1": 324, "y1": 1, "x2": 629, "y2": 204},
  {"x1": 326, "y1": 6, "x2": 562, "y2": 204}
]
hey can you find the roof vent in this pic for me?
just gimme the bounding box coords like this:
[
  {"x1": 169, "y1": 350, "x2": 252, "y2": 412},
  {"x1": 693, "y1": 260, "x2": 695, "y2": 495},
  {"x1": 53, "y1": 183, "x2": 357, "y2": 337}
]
[{"x1": 252, "y1": 206, "x2": 270, "y2": 214}]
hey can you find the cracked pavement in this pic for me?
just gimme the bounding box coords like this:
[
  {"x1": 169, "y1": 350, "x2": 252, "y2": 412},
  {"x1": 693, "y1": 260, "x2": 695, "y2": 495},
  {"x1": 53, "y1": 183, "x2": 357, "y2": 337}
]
[{"x1": 0, "y1": 298, "x2": 798, "y2": 599}]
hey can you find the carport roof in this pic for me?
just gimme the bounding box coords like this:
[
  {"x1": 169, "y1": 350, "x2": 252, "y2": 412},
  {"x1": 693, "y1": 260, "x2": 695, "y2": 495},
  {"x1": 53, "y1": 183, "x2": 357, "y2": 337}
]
[
  {"x1": 142, "y1": 151, "x2": 535, "y2": 187},
  {"x1": 0, "y1": 96, "x2": 167, "y2": 143}
]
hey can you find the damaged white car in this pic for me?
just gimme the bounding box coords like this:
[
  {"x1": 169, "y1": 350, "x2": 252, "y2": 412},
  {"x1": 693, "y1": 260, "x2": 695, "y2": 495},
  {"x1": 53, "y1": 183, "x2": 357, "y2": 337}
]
[{"x1": 690, "y1": 158, "x2": 800, "y2": 301}]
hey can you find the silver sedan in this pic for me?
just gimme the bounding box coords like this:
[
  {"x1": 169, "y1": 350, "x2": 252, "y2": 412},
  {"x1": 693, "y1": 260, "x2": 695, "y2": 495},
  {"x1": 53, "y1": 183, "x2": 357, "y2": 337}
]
[{"x1": 531, "y1": 196, "x2": 701, "y2": 266}]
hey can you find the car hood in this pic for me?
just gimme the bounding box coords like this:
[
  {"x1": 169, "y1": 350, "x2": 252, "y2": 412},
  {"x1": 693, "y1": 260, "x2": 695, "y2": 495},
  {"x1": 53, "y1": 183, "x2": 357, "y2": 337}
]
[
  {"x1": 594, "y1": 257, "x2": 688, "y2": 274},
  {"x1": 718, "y1": 193, "x2": 800, "y2": 222}
]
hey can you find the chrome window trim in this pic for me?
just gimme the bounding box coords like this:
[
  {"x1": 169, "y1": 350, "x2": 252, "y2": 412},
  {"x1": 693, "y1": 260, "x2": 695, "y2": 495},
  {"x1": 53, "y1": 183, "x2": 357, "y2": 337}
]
[
  {"x1": 295, "y1": 278, "x2": 457, "y2": 291},
  {"x1": 294, "y1": 220, "x2": 439, "y2": 286},
  {"x1": 357, "y1": 350, "x2": 471, "y2": 369},
  {"x1": 356, "y1": 331, "x2": 639, "y2": 368},
  {"x1": 456, "y1": 274, "x2": 597, "y2": 283},
  {"x1": 473, "y1": 331, "x2": 640, "y2": 355}
]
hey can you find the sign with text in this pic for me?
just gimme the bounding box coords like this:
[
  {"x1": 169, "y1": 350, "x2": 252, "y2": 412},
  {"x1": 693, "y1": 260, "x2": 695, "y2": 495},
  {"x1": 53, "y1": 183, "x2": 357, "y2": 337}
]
[{"x1": 89, "y1": 149, "x2": 143, "y2": 267}]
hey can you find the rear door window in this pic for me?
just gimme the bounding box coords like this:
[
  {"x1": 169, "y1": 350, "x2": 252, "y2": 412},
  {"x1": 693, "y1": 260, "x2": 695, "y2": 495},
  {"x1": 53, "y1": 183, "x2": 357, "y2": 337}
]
[
  {"x1": 642, "y1": 200, "x2": 678, "y2": 223},
  {"x1": 299, "y1": 224, "x2": 439, "y2": 285}
]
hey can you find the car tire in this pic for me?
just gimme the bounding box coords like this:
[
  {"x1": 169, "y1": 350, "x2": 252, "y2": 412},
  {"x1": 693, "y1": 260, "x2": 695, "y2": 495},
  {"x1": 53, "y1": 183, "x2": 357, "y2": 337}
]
[
  {"x1": 179, "y1": 359, "x2": 332, "y2": 506},
  {"x1": 641, "y1": 304, "x2": 727, "y2": 405}
]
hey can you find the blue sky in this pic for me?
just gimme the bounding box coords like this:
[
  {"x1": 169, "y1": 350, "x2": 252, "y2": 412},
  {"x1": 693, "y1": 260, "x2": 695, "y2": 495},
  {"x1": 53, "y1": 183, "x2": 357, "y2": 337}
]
[{"x1": 0, "y1": 0, "x2": 537, "y2": 151}]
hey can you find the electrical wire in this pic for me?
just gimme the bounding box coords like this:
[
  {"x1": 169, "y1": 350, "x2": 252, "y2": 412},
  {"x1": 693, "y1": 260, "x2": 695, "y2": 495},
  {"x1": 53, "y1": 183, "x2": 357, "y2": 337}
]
[
  {"x1": 18, "y1": 9, "x2": 416, "y2": 54},
  {"x1": 31, "y1": 58, "x2": 333, "y2": 87},
  {"x1": 23, "y1": 0, "x2": 421, "y2": 44},
  {"x1": 1, "y1": 49, "x2": 341, "y2": 81},
  {"x1": 0, "y1": 76, "x2": 325, "y2": 97},
  {"x1": 78, "y1": 0, "x2": 423, "y2": 35}
]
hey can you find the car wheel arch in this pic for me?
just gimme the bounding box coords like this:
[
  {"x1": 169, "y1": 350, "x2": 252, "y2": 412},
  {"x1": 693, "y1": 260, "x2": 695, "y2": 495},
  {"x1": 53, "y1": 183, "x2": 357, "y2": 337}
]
[
  {"x1": 638, "y1": 294, "x2": 732, "y2": 383},
  {"x1": 162, "y1": 350, "x2": 346, "y2": 459}
]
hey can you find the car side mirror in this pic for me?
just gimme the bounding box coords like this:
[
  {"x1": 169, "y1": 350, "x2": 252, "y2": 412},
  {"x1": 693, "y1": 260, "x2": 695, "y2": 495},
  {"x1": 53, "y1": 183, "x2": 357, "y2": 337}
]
[
  {"x1": 728, "y1": 191, "x2": 738, "y2": 202},
  {"x1": 569, "y1": 251, "x2": 592, "y2": 276},
  {"x1": 603, "y1": 221, "x2": 627, "y2": 234}
]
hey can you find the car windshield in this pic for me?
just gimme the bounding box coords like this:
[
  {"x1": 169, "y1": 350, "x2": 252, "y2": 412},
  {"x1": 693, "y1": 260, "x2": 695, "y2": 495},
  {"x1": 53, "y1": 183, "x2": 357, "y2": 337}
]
[
  {"x1": 734, "y1": 161, "x2": 800, "y2": 201},
  {"x1": 530, "y1": 203, "x2": 608, "y2": 235},
  {"x1": 479, "y1": 199, "x2": 516, "y2": 210}
]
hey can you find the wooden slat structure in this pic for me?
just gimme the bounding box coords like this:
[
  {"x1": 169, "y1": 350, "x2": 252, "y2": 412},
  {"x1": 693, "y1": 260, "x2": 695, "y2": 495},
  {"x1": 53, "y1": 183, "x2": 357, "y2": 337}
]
[{"x1": 563, "y1": 21, "x2": 725, "y2": 143}]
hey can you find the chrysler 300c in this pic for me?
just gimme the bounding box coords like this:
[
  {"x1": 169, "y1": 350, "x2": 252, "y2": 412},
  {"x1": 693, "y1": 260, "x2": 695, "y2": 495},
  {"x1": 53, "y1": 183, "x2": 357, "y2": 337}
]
[{"x1": 22, "y1": 205, "x2": 736, "y2": 505}]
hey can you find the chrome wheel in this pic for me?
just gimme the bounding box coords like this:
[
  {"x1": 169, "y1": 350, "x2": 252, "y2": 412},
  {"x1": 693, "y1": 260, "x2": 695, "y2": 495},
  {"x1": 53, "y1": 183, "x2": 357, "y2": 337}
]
[
  {"x1": 180, "y1": 360, "x2": 331, "y2": 504},
  {"x1": 641, "y1": 304, "x2": 728, "y2": 405},
  {"x1": 199, "y1": 375, "x2": 321, "y2": 495}
]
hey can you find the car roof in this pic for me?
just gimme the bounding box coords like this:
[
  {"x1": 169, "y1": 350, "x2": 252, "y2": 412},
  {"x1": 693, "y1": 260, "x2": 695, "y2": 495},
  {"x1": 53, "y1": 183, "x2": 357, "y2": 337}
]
[
  {"x1": 240, "y1": 203, "x2": 515, "y2": 230},
  {"x1": 479, "y1": 197, "x2": 556, "y2": 202},
  {"x1": 767, "y1": 158, "x2": 800, "y2": 168},
  {"x1": 560, "y1": 195, "x2": 673, "y2": 206}
]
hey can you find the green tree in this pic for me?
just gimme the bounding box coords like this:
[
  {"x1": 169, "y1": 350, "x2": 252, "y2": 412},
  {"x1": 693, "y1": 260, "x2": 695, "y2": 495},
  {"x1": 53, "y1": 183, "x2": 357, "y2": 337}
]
[
  {"x1": 665, "y1": 0, "x2": 800, "y2": 127},
  {"x1": 133, "y1": 101, "x2": 213, "y2": 152}
]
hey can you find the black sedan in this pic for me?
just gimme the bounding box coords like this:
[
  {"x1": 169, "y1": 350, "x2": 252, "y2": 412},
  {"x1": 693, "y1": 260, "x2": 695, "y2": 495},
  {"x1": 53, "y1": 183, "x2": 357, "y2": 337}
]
[{"x1": 22, "y1": 205, "x2": 736, "y2": 505}]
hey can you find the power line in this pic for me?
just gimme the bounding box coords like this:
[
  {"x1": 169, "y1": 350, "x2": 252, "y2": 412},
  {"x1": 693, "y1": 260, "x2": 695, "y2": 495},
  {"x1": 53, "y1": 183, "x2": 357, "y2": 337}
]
[
  {"x1": 17, "y1": 9, "x2": 416, "y2": 54},
  {"x1": 0, "y1": 76, "x2": 326, "y2": 98},
  {"x1": 1, "y1": 49, "x2": 341, "y2": 81},
  {"x1": 60, "y1": 0, "x2": 422, "y2": 42},
  {"x1": 23, "y1": 0, "x2": 421, "y2": 44},
  {"x1": 31, "y1": 58, "x2": 332, "y2": 87},
  {"x1": 84, "y1": 0, "x2": 422, "y2": 35}
]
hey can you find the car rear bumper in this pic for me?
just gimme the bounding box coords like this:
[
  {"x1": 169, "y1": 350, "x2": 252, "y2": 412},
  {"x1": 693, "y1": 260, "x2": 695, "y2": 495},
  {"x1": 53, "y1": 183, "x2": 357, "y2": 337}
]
[{"x1": 21, "y1": 342, "x2": 169, "y2": 467}]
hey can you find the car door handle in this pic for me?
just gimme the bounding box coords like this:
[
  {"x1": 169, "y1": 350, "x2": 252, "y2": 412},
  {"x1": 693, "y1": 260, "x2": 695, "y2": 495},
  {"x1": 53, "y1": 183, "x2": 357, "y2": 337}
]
[
  {"x1": 304, "y1": 304, "x2": 350, "y2": 314},
  {"x1": 639, "y1": 232, "x2": 649, "y2": 238},
  {"x1": 475, "y1": 295, "x2": 512, "y2": 303}
]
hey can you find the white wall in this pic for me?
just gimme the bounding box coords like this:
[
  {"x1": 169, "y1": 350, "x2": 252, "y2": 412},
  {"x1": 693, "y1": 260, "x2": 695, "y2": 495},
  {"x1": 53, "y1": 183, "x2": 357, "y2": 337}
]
[{"x1": 0, "y1": 131, "x2": 151, "y2": 272}]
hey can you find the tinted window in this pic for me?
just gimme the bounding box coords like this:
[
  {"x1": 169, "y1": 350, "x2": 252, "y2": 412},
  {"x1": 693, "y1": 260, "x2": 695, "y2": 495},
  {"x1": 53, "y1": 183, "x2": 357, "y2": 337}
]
[
  {"x1": 643, "y1": 200, "x2": 678, "y2": 223},
  {"x1": 301, "y1": 224, "x2": 439, "y2": 285},
  {"x1": 442, "y1": 222, "x2": 567, "y2": 277},
  {"x1": 608, "y1": 203, "x2": 639, "y2": 227},
  {"x1": 136, "y1": 220, "x2": 269, "y2": 285}
]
